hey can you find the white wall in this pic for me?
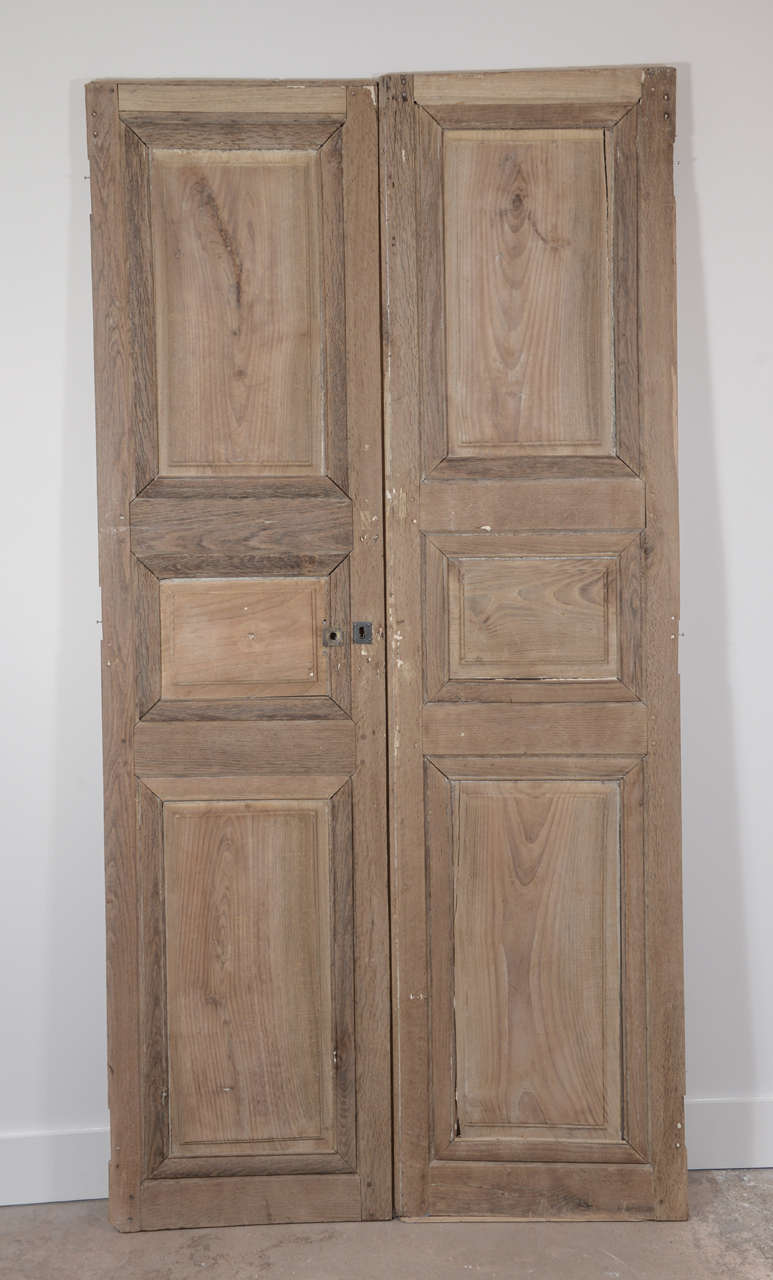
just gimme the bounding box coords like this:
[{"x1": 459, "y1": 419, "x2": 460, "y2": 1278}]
[{"x1": 1, "y1": 0, "x2": 771, "y2": 1205}]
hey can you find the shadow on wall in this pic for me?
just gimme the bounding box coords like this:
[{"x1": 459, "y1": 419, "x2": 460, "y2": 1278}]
[
  {"x1": 43, "y1": 78, "x2": 109, "y2": 1202},
  {"x1": 675, "y1": 62, "x2": 754, "y2": 1168}
]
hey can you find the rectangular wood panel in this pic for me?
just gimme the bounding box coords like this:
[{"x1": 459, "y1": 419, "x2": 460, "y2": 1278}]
[
  {"x1": 453, "y1": 780, "x2": 620, "y2": 1138},
  {"x1": 448, "y1": 555, "x2": 618, "y2": 680},
  {"x1": 160, "y1": 578, "x2": 329, "y2": 699},
  {"x1": 164, "y1": 801, "x2": 336, "y2": 1155},
  {"x1": 152, "y1": 150, "x2": 324, "y2": 475},
  {"x1": 444, "y1": 130, "x2": 612, "y2": 456}
]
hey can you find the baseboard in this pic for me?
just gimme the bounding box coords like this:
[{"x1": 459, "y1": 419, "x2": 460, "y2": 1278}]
[
  {"x1": 686, "y1": 1097, "x2": 773, "y2": 1169},
  {"x1": 0, "y1": 1104, "x2": 770, "y2": 1205},
  {"x1": 0, "y1": 1127, "x2": 109, "y2": 1205}
]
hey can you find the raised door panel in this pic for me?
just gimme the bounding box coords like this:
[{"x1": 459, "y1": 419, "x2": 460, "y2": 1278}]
[
  {"x1": 152, "y1": 150, "x2": 324, "y2": 476},
  {"x1": 444, "y1": 130, "x2": 612, "y2": 456},
  {"x1": 88, "y1": 79, "x2": 389, "y2": 1230},
  {"x1": 160, "y1": 578, "x2": 330, "y2": 699},
  {"x1": 164, "y1": 802, "x2": 336, "y2": 1156},
  {"x1": 454, "y1": 781, "x2": 620, "y2": 1136},
  {"x1": 448, "y1": 555, "x2": 618, "y2": 680},
  {"x1": 382, "y1": 67, "x2": 684, "y2": 1221}
]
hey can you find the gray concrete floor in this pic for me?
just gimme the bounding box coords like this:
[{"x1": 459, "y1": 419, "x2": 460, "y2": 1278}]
[{"x1": 0, "y1": 1171, "x2": 771, "y2": 1280}]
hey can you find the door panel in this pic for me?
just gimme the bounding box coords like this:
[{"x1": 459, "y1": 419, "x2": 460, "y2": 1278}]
[
  {"x1": 151, "y1": 149, "x2": 326, "y2": 476},
  {"x1": 87, "y1": 79, "x2": 389, "y2": 1229},
  {"x1": 381, "y1": 67, "x2": 684, "y2": 1219},
  {"x1": 443, "y1": 130, "x2": 613, "y2": 455}
]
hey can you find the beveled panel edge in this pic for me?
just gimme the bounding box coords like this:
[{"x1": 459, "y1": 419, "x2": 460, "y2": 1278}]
[
  {"x1": 122, "y1": 114, "x2": 342, "y2": 151},
  {"x1": 427, "y1": 754, "x2": 644, "y2": 780},
  {"x1": 434, "y1": 1136, "x2": 647, "y2": 1165},
  {"x1": 142, "y1": 774, "x2": 351, "y2": 800},
  {"x1": 420, "y1": 102, "x2": 637, "y2": 130},
  {"x1": 150, "y1": 1152, "x2": 352, "y2": 1180}
]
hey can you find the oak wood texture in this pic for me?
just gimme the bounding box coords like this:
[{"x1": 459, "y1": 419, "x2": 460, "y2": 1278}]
[
  {"x1": 87, "y1": 81, "x2": 143, "y2": 1231},
  {"x1": 123, "y1": 114, "x2": 342, "y2": 150},
  {"x1": 420, "y1": 478, "x2": 644, "y2": 531},
  {"x1": 446, "y1": 777, "x2": 620, "y2": 1139},
  {"x1": 152, "y1": 149, "x2": 324, "y2": 476},
  {"x1": 413, "y1": 68, "x2": 644, "y2": 107},
  {"x1": 130, "y1": 478, "x2": 352, "y2": 578},
  {"x1": 447, "y1": 555, "x2": 618, "y2": 680},
  {"x1": 424, "y1": 531, "x2": 641, "y2": 703},
  {"x1": 426, "y1": 759, "x2": 648, "y2": 1168},
  {"x1": 637, "y1": 67, "x2": 686, "y2": 1219},
  {"x1": 444, "y1": 130, "x2": 612, "y2": 456},
  {"x1": 163, "y1": 800, "x2": 346, "y2": 1158},
  {"x1": 159, "y1": 578, "x2": 329, "y2": 700},
  {"x1": 118, "y1": 81, "x2": 349, "y2": 116},
  {"x1": 381, "y1": 66, "x2": 683, "y2": 1222},
  {"x1": 87, "y1": 77, "x2": 390, "y2": 1230}
]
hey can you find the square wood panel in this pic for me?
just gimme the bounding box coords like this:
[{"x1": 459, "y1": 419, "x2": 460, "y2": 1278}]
[
  {"x1": 424, "y1": 533, "x2": 641, "y2": 702},
  {"x1": 449, "y1": 555, "x2": 618, "y2": 680},
  {"x1": 160, "y1": 578, "x2": 329, "y2": 700}
]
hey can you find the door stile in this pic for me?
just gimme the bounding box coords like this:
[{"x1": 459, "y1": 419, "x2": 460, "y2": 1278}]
[
  {"x1": 637, "y1": 67, "x2": 686, "y2": 1218},
  {"x1": 87, "y1": 80, "x2": 143, "y2": 1230}
]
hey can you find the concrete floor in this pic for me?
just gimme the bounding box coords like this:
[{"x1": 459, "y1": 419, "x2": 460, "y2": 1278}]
[{"x1": 0, "y1": 1171, "x2": 771, "y2": 1280}]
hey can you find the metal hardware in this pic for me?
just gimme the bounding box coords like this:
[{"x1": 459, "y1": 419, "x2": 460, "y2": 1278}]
[
  {"x1": 353, "y1": 621, "x2": 373, "y2": 644},
  {"x1": 322, "y1": 625, "x2": 343, "y2": 647}
]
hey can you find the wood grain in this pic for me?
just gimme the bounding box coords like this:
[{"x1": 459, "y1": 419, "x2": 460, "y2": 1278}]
[
  {"x1": 141, "y1": 774, "x2": 350, "y2": 800},
  {"x1": 423, "y1": 703, "x2": 647, "y2": 756},
  {"x1": 141, "y1": 697, "x2": 348, "y2": 722},
  {"x1": 342, "y1": 83, "x2": 393, "y2": 1220},
  {"x1": 118, "y1": 81, "x2": 348, "y2": 116},
  {"x1": 426, "y1": 1161, "x2": 654, "y2": 1220},
  {"x1": 122, "y1": 126, "x2": 157, "y2": 490},
  {"x1": 159, "y1": 578, "x2": 329, "y2": 700},
  {"x1": 611, "y1": 106, "x2": 640, "y2": 472},
  {"x1": 134, "y1": 719, "x2": 355, "y2": 776},
  {"x1": 320, "y1": 128, "x2": 348, "y2": 490},
  {"x1": 130, "y1": 480, "x2": 352, "y2": 578},
  {"x1": 444, "y1": 130, "x2": 612, "y2": 456},
  {"x1": 413, "y1": 68, "x2": 643, "y2": 107},
  {"x1": 637, "y1": 67, "x2": 686, "y2": 1219},
  {"x1": 123, "y1": 113, "x2": 341, "y2": 150},
  {"x1": 420, "y1": 477, "x2": 644, "y2": 532},
  {"x1": 138, "y1": 783, "x2": 168, "y2": 1179},
  {"x1": 152, "y1": 150, "x2": 323, "y2": 476},
  {"x1": 423, "y1": 102, "x2": 635, "y2": 129},
  {"x1": 139, "y1": 1173, "x2": 361, "y2": 1230},
  {"x1": 452, "y1": 781, "x2": 620, "y2": 1138},
  {"x1": 86, "y1": 80, "x2": 142, "y2": 1231},
  {"x1": 447, "y1": 555, "x2": 618, "y2": 680},
  {"x1": 164, "y1": 801, "x2": 335, "y2": 1155},
  {"x1": 380, "y1": 73, "x2": 431, "y2": 1217}
]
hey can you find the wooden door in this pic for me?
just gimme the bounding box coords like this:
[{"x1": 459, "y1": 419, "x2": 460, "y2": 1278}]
[
  {"x1": 87, "y1": 79, "x2": 390, "y2": 1230},
  {"x1": 381, "y1": 68, "x2": 685, "y2": 1219}
]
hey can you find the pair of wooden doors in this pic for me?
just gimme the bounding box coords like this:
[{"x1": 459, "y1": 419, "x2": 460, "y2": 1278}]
[{"x1": 87, "y1": 66, "x2": 685, "y2": 1231}]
